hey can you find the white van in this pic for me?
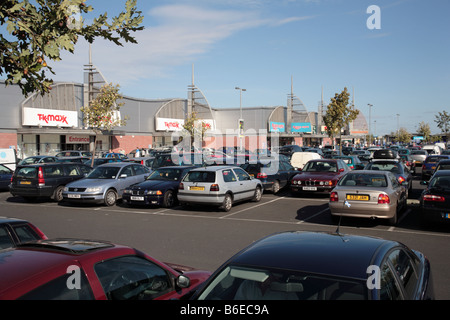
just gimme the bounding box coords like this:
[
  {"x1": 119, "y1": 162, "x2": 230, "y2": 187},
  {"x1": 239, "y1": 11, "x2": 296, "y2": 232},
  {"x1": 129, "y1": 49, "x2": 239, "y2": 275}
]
[
  {"x1": 422, "y1": 145, "x2": 441, "y2": 155},
  {"x1": 0, "y1": 148, "x2": 18, "y2": 170},
  {"x1": 290, "y1": 152, "x2": 322, "y2": 170}
]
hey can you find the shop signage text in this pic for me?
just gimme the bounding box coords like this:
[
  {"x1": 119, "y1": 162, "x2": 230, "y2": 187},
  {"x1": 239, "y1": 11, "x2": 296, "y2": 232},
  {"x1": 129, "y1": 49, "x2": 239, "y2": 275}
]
[{"x1": 23, "y1": 107, "x2": 78, "y2": 127}]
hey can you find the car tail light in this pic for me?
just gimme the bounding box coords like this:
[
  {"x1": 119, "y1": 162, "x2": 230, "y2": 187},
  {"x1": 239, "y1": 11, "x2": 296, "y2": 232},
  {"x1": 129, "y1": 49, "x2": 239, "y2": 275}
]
[
  {"x1": 378, "y1": 194, "x2": 390, "y2": 204},
  {"x1": 38, "y1": 167, "x2": 45, "y2": 187},
  {"x1": 398, "y1": 176, "x2": 405, "y2": 184},
  {"x1": 423, "y1": 194, "x2": 445, "y2": 202},
  {"x1": 179, "y1": 182, "x2": 184, "y2": 190},
  {"x1": 257, "y1": 172, "x2": 267, "y2": 179},
  {"x1": 141, "y1": 160, "x2": 144, "y2": 165},
  {"x1": 330, "y1": 192, "x2": 338, "y2": 202},
  {"x1": 210, "y1": 184, "x2": 219, "y2": 191}
]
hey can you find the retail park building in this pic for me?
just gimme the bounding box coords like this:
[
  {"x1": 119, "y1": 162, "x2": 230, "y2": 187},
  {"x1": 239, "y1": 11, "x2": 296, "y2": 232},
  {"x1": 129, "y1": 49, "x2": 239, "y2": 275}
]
[{"x1": 0, "y1": 69, "x2": 369, "y2": 158}]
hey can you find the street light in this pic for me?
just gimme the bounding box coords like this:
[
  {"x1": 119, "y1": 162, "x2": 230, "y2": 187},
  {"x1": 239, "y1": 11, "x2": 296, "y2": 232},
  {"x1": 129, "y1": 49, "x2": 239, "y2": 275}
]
[
  {"x1": 235, "y1": 87, "x2": 246, "y2": 152},
  {"x1": 368, "y1": 103, "x2": 373, "y2": 146}
]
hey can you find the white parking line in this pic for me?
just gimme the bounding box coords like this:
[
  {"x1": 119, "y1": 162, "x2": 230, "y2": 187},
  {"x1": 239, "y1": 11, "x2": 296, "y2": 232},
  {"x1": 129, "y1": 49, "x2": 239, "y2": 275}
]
[{"x1": 220, "y1": 197, "x2": 286, "y2": 219}]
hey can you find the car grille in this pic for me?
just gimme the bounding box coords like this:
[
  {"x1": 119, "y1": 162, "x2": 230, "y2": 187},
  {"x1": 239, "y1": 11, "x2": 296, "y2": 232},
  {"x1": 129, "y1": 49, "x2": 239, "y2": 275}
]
[
  {"x1": 130, "y1": 190, "x2": 145, "y2": 196},
  {"x1": 303, "y1": 180, "x2": 318, "y2": 186},
  {"x1": 68, "y1": 188, "x2": 86, "y2": 192}
]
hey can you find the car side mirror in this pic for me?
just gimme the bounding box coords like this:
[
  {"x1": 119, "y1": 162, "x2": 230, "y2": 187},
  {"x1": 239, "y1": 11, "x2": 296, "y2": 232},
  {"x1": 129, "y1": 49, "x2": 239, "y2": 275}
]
[
  {"x1": 119, "y1": 174, "x2": 128, "y2": 179},
  {"x1": 176, "y1": 275, "x2": 191, "y2": 289},
  {"x1": 339, "y1": 168, "x2": 345, "y2": 172},
  {"x1": 420, "y1": 180, "x2": 428, "y2": 185}
]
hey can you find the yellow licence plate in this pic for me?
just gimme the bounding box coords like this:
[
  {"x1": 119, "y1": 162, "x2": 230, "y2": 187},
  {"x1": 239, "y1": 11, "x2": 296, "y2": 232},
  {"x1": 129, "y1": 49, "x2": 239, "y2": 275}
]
[
  {"x1": 190, "y1": 186, "x2": 205, "y2": 191},
  {"x1": 346, "y1": 194, "x2": 369, "y2": 201},
  {"x1": 20, "y1": 181, "x2": 32, "y2": 185}
]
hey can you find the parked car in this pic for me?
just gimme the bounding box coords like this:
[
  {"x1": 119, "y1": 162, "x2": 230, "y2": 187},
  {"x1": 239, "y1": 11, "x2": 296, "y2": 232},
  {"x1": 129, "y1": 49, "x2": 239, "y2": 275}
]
[
  {"x1": 127, "y1": 156, "x2": 155, "y2": 168},
  {"x1": 0, "y1": 218, "x2": 47, "y2": 250},
  {"x1": 83, "y1": 158, "x2": 121, "y2": 168},
  {"x1": 290, "y1": 159, "x2": 350, "y2": 195},
  {"x1": 329, "y1": 170, "x2": 408, "y2": 225},
  {"x1": 419, "y1": 170, "x2": 450, "y2": 225},
  {"x1": 279, "y1": 145, "x2": 304, "y2": 158},
  {"x1": 240, "y1": 160, "x2": 298, "y2": 194},
  {"x1": 101, "y1": 153, "x2": 128, "y2": 161},
  {"x1": 0, "y1": 238, "x2": 211, "y2": 300},
  {"x1": 331, "y1": 155, "x2": 365, "y2": 170},
  {"x1": 364, "y1": 160, "x2": 413, "y2": 194},
  {"x1": 9, "y1": 163, "x2": 93, "y2": 202},
  {"x1": 341, "y1": 146, "x2": 356, "y2": 155},
  {"x1": 56, "y1": 156, "x2": 91, "y2": 163},
  {"x1": 290, "y1": 152, "x2": 322, "y2": 170},
  {"x1": 192, "y1": 231, "x2": 434, "y2": 300},
  {"x1": 431, "y1": 159, "x2": 450, "y2": 176},
  {"x1": 0, "y1": 164, "x2": 13, "y2": 190},
  {"x1": 55, "y1": 150, "x2": 92, "y2": 158},
  {"x1": 123, "y1": 166, "x2": 196, "y2": 208},
  {"x1": 18, "y1": 156, "x2": 57, "y2": 165},
  {"x1": 62, "y1": 162, "x2": 151, "y2": 206},
  {"x1": 178, "y1": 166, "x2": 263, "y2": 212},
  {"x1": 421, "y1": 155, "x2": 450, "y2": 181}
]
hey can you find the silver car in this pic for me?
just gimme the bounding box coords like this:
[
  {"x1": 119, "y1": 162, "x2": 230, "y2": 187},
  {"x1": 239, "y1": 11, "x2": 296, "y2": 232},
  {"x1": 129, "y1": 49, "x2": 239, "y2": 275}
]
[
  {"x1": 410, "y1": 150, "x2": 428, "y2": 168},
  {"x1": 62, "y1": 162, "x2": 151, "y2": 206},
  {"x1": 329, "y1": 170, "x2": 408, "y2": 225},
  {"x1": 177, "y1": 166, "x2": 263, "y2": 212}
]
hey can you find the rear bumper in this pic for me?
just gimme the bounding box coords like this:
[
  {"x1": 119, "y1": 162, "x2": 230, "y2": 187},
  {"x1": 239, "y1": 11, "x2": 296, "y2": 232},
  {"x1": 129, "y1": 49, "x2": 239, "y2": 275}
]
[
  {"x1": 177, "y1": 192, "x2": 224, "y2": 206},
  {"x1": 10, "y1": 186, "x2": 54, "y2": 198},
  {"x1": 329, "y1": 201, "x2": 396, "y2": 219},
  {"x1": 420, "y1": 206, "x2": 450, "y2": 223}
]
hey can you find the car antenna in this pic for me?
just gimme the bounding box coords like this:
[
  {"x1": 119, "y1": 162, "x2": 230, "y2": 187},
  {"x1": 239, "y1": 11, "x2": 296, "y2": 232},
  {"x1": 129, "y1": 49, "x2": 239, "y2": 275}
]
[{"x1": 335, "y1": 201, "x2": 350, "y2": 236}]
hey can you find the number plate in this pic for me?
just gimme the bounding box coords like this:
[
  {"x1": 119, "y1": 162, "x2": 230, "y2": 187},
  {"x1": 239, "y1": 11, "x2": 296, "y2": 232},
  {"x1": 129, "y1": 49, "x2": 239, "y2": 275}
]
[
  {"x1": 302, "y1": 186, "x2": 317, "y2": 191},
  {"x1": 190, "y1": 186, "x2": 205, "y2": 191},
  {"x1": 346, "y1": 194, "x2": 370, "y2": 201},
  {"x1": 131, "y1": 196, "x2": 144, "y2": 201},
  {"x1": 68, "y1": 194, "x2": 81, "y2": 199},
  {"x1": 20, "y1": 181, "x2": 31, "y2": 185}
]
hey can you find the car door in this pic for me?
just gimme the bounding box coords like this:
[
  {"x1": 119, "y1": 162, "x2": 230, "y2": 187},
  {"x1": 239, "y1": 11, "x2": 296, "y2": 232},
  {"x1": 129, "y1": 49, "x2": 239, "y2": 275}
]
[
  {"x1": 116, "y1": 165, "x2": 136, "y2": 196},
  {"x1": 232, "y1": 167, "x2": 255, "y2": 200}
]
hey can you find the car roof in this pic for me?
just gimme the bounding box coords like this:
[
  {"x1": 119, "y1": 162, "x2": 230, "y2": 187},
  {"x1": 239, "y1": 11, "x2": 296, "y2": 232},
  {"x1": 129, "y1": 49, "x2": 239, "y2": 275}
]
[
  {"x1": 432, "y1": 170, "x2": 450, "y2": 177},
  {"x1": 97, "y1": 162, "x2": 140, "y2": 167},
  {"x1": 188, "y1": 165, "x2": 238, "y2": 171},
  {"x1": 0, "y1": 217, "x2": 28, "y2": 224},
  {"x1": 228, "y1": 231, "x2": 397, "y2": 280}
]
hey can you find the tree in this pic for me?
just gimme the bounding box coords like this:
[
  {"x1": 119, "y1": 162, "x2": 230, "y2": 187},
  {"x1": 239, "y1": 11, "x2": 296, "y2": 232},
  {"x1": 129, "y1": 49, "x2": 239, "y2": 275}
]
[
  {"x1": 80, "y1": 83, "x2": 127, "y2": 166},
  {"x1": 322, "y1": 87, "x2": 359, "y2": 152},
  {"x1": 397, "y1": 127, "x2": 411, "y2": 144},
  {"x1": 417, "y1": 121, "x2": 431, "y2": 142},
  {"x1": 1, "y1": 0, "x2": 144, "y2": 96},
  {"x1": 434, "y1": 110, "x2": 450, "y2": 136},
  {"x1": 181, "y1": 111, "x2": 210, "y2": 150}
]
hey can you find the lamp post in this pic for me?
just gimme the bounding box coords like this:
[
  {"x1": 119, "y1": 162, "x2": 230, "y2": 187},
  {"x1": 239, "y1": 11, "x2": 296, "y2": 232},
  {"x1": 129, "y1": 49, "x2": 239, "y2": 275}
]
[
  {"x1": 235, "y1": 87, "x2": 246, "y2": 152},
  {"x1": 368, "y1": 103, "x2": 373, "y2": 146}
]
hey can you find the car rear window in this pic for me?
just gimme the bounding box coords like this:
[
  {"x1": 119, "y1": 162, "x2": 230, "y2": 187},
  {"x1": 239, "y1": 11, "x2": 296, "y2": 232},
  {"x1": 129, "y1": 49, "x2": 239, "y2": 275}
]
[
  {"x1": 184, "y1": 171, "x2": 216, "y2": 183},
  {"x1": 339, "y1": 173, "x2": 387, "y2": 187},
  {"x1": 425, "y1": 156, "x2": 445, "y2": 163},
  {"x1": 16, "y1": 167, "x2": 37, "y2": 179}
]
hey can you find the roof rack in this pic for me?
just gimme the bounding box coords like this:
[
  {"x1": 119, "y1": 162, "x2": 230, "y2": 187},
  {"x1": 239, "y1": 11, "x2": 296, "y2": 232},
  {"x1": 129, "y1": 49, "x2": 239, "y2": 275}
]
[{"x1": 16, "y1": 238, "x2": 114, "y2": 254}]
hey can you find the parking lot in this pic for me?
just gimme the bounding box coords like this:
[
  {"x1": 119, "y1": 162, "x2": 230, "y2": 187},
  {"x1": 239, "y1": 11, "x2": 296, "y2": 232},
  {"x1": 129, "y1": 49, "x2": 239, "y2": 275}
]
[{"x1": 0, "y1": 173, "x2": 449, "y2": 299}]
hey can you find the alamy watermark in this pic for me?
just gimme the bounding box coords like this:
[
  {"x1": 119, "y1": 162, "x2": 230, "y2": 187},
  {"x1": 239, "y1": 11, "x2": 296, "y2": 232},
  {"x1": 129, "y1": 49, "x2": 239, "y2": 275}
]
[{"x1": 367, "y1": 5, "x2": 381, "y2": 30}]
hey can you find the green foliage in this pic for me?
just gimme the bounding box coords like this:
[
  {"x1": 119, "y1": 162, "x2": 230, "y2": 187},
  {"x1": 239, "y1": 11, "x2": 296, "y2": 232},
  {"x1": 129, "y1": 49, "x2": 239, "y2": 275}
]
[
  {"x1": 434, "y1": 110, "x2": 450, "y2": 134},
  {"x1": 182, "y1": 111, "x2": 210, "y2": 145},
  {"x1": 0, "y1": 0, "x2": 144, "y2": 96},
  {"x1": 322, "y1": 87, "x2": 359, "y2": 141},
  {"x1": 417, "y1": 121, "x2": 431, "y2": 142}
]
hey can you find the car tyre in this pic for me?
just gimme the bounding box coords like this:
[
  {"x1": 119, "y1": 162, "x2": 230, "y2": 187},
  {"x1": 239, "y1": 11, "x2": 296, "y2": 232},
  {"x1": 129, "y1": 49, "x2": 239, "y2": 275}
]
[
  {"x1": 221, "y1": 194, "x2": 233, "y2": 212},
  {"x1": 252, "y1": 186, "x2": 262, "y2": 202},
  {"x1": 272, "y1": 181, "x2": 280, "y2": 194},
  {"x1": 104, "y1": 189, "x2": 117, "y2": 207},
  {"x1": 163, "y1": 190, "x2": 175, "y2": 208},
  {"x1": 389, "y1": 202, "x2": 399, "y2": 226},
  {"x1": 53, "y1": 185, "x2": 64, "y2": 202}
]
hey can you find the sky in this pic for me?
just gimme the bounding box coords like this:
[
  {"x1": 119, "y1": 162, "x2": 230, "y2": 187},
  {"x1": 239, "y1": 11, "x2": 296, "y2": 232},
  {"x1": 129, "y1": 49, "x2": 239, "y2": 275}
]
[{"x1": 46, "y1": 0, "x2": 450, "y2": 136}]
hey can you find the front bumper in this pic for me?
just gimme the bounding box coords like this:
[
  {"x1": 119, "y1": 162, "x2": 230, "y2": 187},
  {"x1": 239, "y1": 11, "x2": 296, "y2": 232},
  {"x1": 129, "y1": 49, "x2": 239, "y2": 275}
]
[
  {"x1": 122, "y1": 194, "x2": 164, "y2": 206},
  {"x1": 62, "y1": 191, "x2": 105, "y2": 203}
]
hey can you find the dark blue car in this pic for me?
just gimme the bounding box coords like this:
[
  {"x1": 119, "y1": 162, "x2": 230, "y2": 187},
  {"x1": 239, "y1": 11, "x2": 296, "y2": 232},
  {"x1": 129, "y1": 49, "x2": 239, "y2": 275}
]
[
  {"x1": 0, "y1": 164, "x2": 13, "y2": 190},
  {"x1": 122, "y1": 166, "x2": 196, "y2": 208}
]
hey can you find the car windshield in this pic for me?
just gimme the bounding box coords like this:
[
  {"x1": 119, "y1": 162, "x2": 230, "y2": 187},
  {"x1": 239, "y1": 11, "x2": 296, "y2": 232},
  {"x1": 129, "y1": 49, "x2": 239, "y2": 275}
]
[
  {"x1": 19, "y1": 157, "x2": 42, "y2": 165},
  {"x1": 196, "y1": 265, "x2": 366, "y2": 300},
  {"x1": 366, "y1": 162, "x2": 401, "y2": 174},
  {"x1": 183, "y1": 171, "x2": 216, "y2": 183},
  {"x1": 146, "y1": 168, "x2": 183, "y2": 181},
  {"x1": 429, "y1": 176, "x2": 450, "y2": 191},
  {"x1": 339, "y1": 173, "x2": 387, "y2": 187},
  {"x1": 411, "y1": 151, "x2": 427, "y2": 155},
  {"x1": 303, "y1": 161, "x2": 337, "y2": 173},
  {"x1": 86, "y1": 166, "x2": 120, "y2": 179},
  {"x1": 426, "y1": 156, "x2": 446, "y2": 163}
]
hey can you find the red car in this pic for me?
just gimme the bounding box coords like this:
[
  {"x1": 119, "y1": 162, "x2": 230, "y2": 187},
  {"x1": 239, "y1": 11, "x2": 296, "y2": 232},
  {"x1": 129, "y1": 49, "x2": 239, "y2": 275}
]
[
  {"x1": 0, "y1": 239, "x2": 211, "y2": 300},
  {"x1": 0, "y1": 217, "x2": 47, "y2": 250},
  {"x1": 290, "y1": 159, "x2": 350, "y2": 195}
]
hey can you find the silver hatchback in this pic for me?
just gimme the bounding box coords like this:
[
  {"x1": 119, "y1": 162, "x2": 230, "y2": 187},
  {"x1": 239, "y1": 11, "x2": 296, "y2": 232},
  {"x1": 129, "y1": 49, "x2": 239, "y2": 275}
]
[{"x1": 177, "y1": 166, "x2": 263, "y2": 212}]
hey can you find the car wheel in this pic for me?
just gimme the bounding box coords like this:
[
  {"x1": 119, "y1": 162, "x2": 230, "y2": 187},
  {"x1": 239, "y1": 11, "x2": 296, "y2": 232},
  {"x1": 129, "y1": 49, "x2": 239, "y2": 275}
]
[
  {"x1": 163, "y1": 190, "x2": 175, "y2": 208},
  {"x1": 389, "y1": 202, "x2": 398, "y2": 226},
  {"x1": 53, "y1": 185, "x2": 64, "y2": 202},
  {"x1": 104, "y1": 189, "x2": 117, "y2": 207},
  {"x1": 272, "y1": 181, "x2": 280, "y2": 194},
  {"x1": 221, "y1": 194, "x2": 233, "y2": 212},
  {"x1": 252, "y1": 186, "x2": 262, "y2": 202}
]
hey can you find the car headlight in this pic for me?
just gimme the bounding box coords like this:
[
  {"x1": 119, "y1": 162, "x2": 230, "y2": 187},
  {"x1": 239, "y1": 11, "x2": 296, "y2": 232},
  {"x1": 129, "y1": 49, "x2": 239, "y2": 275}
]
[
  {"x1": 145, "y1": 190, "x2": 163, "y2": 195},
  {"x1": 123, "y1": 189, "x2": 132, "y2": 194},
  {"x1": 86, "y1": 187, "x2": 102, "y2": 192},
  {"x1": 63, "y1": 187, "x2": 69, "y2": 192}
]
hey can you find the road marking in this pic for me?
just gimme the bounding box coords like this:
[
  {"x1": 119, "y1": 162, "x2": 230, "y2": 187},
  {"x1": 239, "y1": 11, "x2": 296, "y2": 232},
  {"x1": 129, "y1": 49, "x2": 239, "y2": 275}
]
[
  {"x1": 388, "y1": 208, "x2": 411, "y2": 232},
  {"x1": 220, "y1": 197, "x2": 286, "y2": 219}
]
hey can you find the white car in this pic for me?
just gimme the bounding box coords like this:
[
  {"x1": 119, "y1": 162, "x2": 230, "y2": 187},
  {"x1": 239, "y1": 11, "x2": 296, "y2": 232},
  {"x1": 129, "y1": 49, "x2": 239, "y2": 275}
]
[{"x1": 177, "y1": 166, "x2": 263, "y2": 212}]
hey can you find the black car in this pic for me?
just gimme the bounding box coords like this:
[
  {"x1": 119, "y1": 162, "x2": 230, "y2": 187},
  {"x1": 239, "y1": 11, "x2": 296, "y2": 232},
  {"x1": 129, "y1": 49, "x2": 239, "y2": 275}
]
[
  {"x1": 9, "y1": 163, "x2": 93, "y2": 202},
  {"x1": 430, "y1": 159, "x2": 450, "y2": 176},
  {"x1": 123, "y1": 166, "x2": 197, "y2": 207},
  {"x1": 192, "y1": 231, "x2": 434, "y2": 300},
  {"x1": 419, "y1": 170, "x2": 450, "y2": 225},
  {"x1": 0, "y1": 218, "x2": 47, "y2": 250},
  {"x1": 0, "y1": 164, "x2": 13, "y2": 190},
  {"x1": 18, "y1": 156, "x2": 57, "y2": 165},
  {"x1": 240, "y1": 160, "x2": 298, "y2": 193},
  {"x1": 279, "y1": 145, "x2": 304, "y2": 158},
  {"x1": 364, "y1": 160, "x2": 413, "y2": 193}
]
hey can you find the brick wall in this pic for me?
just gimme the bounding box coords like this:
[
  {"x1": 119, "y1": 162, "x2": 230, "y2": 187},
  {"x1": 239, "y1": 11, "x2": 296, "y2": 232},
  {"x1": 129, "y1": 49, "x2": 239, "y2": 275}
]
[
  {"x1": 111, "y1": 135, "x2": 153, "y2": 154},
  {"x1": 0, "y1": 133, "x2": 18, "y2": 149}
]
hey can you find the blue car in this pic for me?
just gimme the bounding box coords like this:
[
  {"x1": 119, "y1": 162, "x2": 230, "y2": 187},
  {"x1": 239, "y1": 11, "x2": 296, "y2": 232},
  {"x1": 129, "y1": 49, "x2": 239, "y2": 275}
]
[
  {"x1": 123, "y1": 166, "x2": 196, "y2": 208},
  {"x1": 0, "y1": 164, "x2": 13, "y2": 190}
]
